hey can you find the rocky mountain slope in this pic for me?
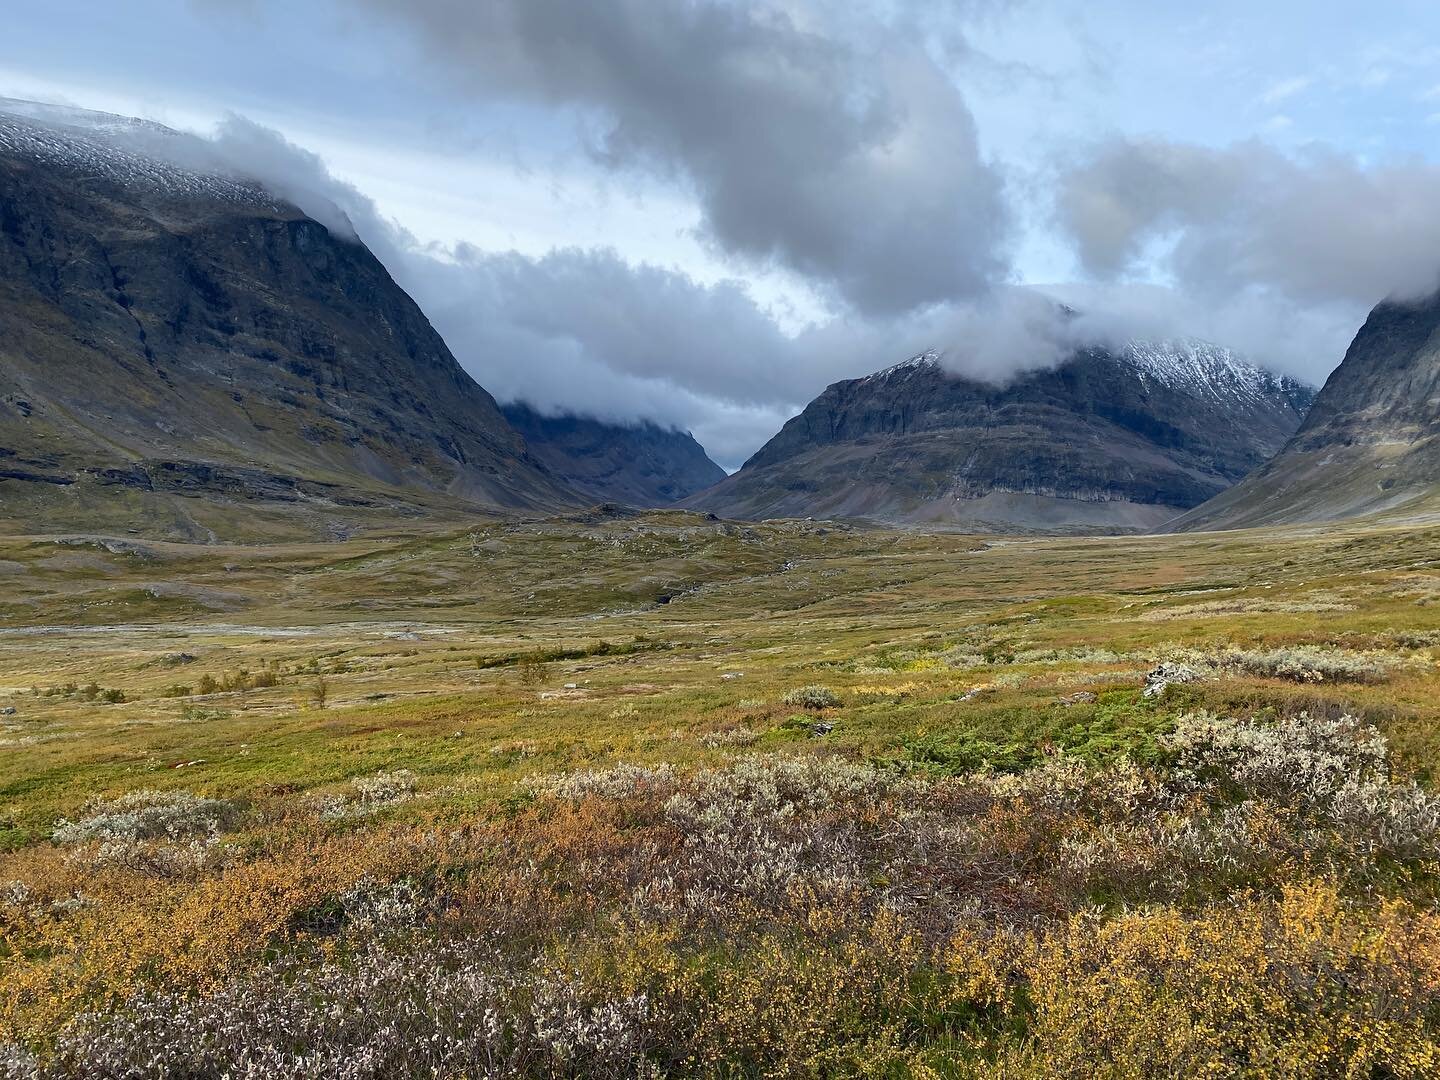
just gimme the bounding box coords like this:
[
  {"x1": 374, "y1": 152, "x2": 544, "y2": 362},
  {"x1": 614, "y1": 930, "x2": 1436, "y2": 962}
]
[
  {"x1": 0, "y1": 99, "x2": 577, "y2": 540},
  {"x1": 499, "y1": 403, "x2": 725, "y2": 506},
  {"x1": 685, "y1": 343, "x2": 1314, "y2": 532},
  {"x1": 1172, "y1": 289, "x2": 1440, "y2": 531}
]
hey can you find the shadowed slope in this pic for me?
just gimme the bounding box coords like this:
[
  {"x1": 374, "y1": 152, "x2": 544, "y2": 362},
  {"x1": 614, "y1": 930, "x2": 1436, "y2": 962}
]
[
  {"x1": 500, "y1": 403, "x2": 725, "y2": 506},
  {"x1": 0, "y1": 102, "x2": 578, "y2": 540},
  {"x1": 1173, "y1": 289, "x2": 1440, "y2": 531}
]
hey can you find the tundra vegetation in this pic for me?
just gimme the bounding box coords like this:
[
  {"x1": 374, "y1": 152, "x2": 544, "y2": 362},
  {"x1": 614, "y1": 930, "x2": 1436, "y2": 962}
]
[{"x1": 1, "y1": 510, "x2": 1439, "y2": 1077}]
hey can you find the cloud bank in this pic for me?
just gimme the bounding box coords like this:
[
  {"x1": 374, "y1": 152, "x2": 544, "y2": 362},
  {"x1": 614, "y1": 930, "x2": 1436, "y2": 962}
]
[
  {"x1": 349, "y1": 0, "x2": 1010, "y2": 317},
  {"x1": 1054, "y1": 136, "x2": 1440, "y2": 380}
]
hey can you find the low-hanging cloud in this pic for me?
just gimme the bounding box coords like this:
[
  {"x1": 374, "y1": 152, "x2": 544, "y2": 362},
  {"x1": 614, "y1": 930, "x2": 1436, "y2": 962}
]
[
  {"x1": 1059, "y1": 137, "x2": 1440, "y2": 305},
  {"x1": 1055, "y1": 137, "x2": 1440, "y2": 379},
  {"x1": 345, "y1": 0, "x2": 1010, "y2": 317}
]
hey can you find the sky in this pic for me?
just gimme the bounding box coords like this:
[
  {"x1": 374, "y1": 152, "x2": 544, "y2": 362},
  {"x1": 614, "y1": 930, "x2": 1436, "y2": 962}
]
[{"x1": 4, "y1": 0, "x2": 1440, "y2": 468}]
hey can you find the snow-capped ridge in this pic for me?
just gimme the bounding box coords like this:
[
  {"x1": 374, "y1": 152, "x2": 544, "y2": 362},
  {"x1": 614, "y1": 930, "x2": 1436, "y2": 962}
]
[
  {"x1": 862, "y1": 349, "x2": 941, "y2": 382},
  {"x1": 859, "y1": 337, "x2": 1307, "y2": 412},
  {"x1": 0, "y1": 98, "x2": 277, "y2": 211},
  {"x1": 1120, "y1": 338, "x2": 1305, "y2": 408}
]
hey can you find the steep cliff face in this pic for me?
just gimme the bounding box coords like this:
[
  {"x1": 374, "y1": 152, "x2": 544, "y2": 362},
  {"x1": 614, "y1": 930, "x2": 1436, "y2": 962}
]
[
  {"x1": 499, "y1": 403, "x2": 725, "y2": 507},
  {"x1": 1172, "y1": 290, "x2": 1440, "y2": 531},
  {"x1": 686, "y1": 343, "x2": 1314, "y2": 532},
  {"x1": 0, "y1": 100, "x2": 576, "y2": 539}
]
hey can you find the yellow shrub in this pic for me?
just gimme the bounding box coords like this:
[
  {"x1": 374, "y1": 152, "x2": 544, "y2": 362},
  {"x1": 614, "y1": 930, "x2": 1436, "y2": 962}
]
[{"x1": 1001, "y1": 882, "x2": 1440, "y2": 1079}]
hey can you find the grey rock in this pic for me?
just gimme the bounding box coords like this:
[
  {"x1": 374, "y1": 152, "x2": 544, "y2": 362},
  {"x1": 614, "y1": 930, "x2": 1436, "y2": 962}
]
[{"x1": 1143, "y1": 662, "x2": 1203, "y2": 698}]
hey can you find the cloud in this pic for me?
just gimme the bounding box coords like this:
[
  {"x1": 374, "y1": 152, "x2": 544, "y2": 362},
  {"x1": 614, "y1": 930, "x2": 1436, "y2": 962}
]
[
  {"x1": 1057, "y1": 136, "x2": 1440, "y2": 306},
  {"x1": 201, "y1": 117, "x2": 369, "y2": 240},
  {"x1": 1258, "y1": 76, "x2": 1311, "y2": 106},
  {"x1": 345, "y1": 0, "x2": 1010, "y2": 317},
  {"x1": 1053, "y1": 136, "x2": 1440, "y2": 378},
  {"x1": 1034, "y1": 281, "x2": 1358, "y2": 386}
]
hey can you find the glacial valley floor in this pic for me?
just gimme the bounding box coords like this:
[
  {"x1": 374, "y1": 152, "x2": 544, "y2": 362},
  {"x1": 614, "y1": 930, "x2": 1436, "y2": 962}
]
[{"x1": 3, "y1": 510, "x2": 1440, "y2": 1076}]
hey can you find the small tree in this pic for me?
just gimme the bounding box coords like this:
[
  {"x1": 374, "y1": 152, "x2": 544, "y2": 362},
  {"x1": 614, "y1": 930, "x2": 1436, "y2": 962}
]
[
  {"x1": 517, "y1": 653, "x2": 549, "y2": 687},
  {"x1": 310, "y1": 675, "x2": 328, "y2": 710}
]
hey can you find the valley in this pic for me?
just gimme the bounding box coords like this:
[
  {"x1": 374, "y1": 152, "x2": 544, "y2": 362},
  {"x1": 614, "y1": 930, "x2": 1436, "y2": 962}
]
[{"x1": 3, "y1": 512, "x2": 1440, "y2": 1073}]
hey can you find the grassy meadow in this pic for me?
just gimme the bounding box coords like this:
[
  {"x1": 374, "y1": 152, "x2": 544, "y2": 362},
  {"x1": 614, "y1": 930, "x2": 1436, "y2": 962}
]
[{"x1": 2, "y1": 508, "x2": 1440, "y2": 1077}]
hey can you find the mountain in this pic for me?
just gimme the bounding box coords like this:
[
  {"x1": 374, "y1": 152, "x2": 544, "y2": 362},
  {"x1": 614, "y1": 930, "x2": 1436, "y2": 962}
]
[
  {"x1": 0, "y1": 99, "x2": 577, "y2": 540},
  {"x1": 1171, "y1": 289, "x2": 1440, "y2": 531},
  {"x1": 684, "y1": 342, "x2": 1315, "y2": 532},
  {"x1": 499, "y1": 403, "x2": 725, "y2": 506}
]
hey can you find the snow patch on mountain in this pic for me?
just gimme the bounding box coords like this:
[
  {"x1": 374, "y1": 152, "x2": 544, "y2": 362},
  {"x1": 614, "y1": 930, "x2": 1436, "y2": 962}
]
[
  {"x1": 1121, "y1": 339, "x2": 1303, "y2": 407},
  {"x1": 861, "y1": 337, "x2": 1307, "y2": 412},
  {"x1": 0, "y1": 98, "x2": 276, "y2": 210},
  {"x1": 862, "y1": 350, "x2": 942, "y2": 382}
]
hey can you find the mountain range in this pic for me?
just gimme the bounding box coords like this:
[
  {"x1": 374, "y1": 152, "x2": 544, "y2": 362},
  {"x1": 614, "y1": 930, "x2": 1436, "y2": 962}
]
[
  {"x1": 0, "y1": 99, "x2": 722, "y2": 538},
  {"x1": 685, "y1": 343, "x2": 1315, "y2": 532},
  {"x1": 4, "y1": 97, "x2": 1437, "y2": 540}
]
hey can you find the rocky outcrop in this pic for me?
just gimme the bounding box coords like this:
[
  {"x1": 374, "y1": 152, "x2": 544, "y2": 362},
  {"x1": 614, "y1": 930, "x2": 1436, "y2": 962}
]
[
  {"x1": 685, "y1": 344, "x2": 1314, "y2": 532},
  {"x1": 0, "y1": 100, "x2": 577, "y2": 539},
  {"x1": 500, "y1": 403, "x2": 725, "y2": 506},
  {"x1": 1172, "y1": 289, "x2": 1440, "y2": 530}
]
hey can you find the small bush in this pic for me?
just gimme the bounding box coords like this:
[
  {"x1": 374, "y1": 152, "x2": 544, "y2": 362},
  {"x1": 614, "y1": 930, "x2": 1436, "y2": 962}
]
[
  {"x1": 52, "y1": 790, "x2": 237, "y2": 846},
  {"x1": 781, "y1": 685, "x2": 841, "y2": 710},
  {"x1": 315, "y1": 769, "x2": 417, "y2": 821},
  {"x1": 516, "y1": 653, "x2": 550, "y2": 687}
]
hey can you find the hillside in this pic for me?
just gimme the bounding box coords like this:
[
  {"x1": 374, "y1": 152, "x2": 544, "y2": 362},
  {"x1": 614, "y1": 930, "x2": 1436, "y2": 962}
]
[
  {"x1": 0, "y1": 100, "x2": 577, "y2": 540},
  {"x1": 499, "y1": 403, "x2": 725, "y2": 506},
  {"x1": 1172, "y1": 289, "x2": 1440, "y2": 531},
  {"x1": 686, "y1": 342, "x2": 1314, "y2": 532}
]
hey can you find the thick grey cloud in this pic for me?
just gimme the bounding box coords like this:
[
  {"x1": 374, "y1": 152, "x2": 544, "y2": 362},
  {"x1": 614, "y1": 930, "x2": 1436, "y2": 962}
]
[
  {"x1": 1058, "y1": 137, "x2": 1440, "y2": 309},
  {"x1": 1054, "y1": 136, "x2": 1440, "y2": 381},
  {"x1": 347, "y1": 0, "x2": 1009, "y2": 317}
]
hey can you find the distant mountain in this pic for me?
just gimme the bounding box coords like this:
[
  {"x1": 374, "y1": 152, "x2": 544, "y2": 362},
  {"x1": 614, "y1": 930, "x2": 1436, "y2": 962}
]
[
  {"x1": 0, "y1": 99, "x2": 577, "y2": 540},
  {"x1": 1172, "y1": 289, "x2": 1440, "y2": 531},
  {"x1": 499, "y1": 403, "x2": 725, "y2": 507},
  {"x1": 684, "y1": 342, "x2": 1314, "y2": 532}
]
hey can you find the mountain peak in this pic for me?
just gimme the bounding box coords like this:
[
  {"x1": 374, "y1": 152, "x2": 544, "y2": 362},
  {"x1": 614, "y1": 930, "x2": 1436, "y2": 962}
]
[
  {"x1": 863, "y1": 349, "x2": 942, "y2": 382},
  {"x1": 686, "y1": 339, "x2": 1315, "y2": 532}
]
